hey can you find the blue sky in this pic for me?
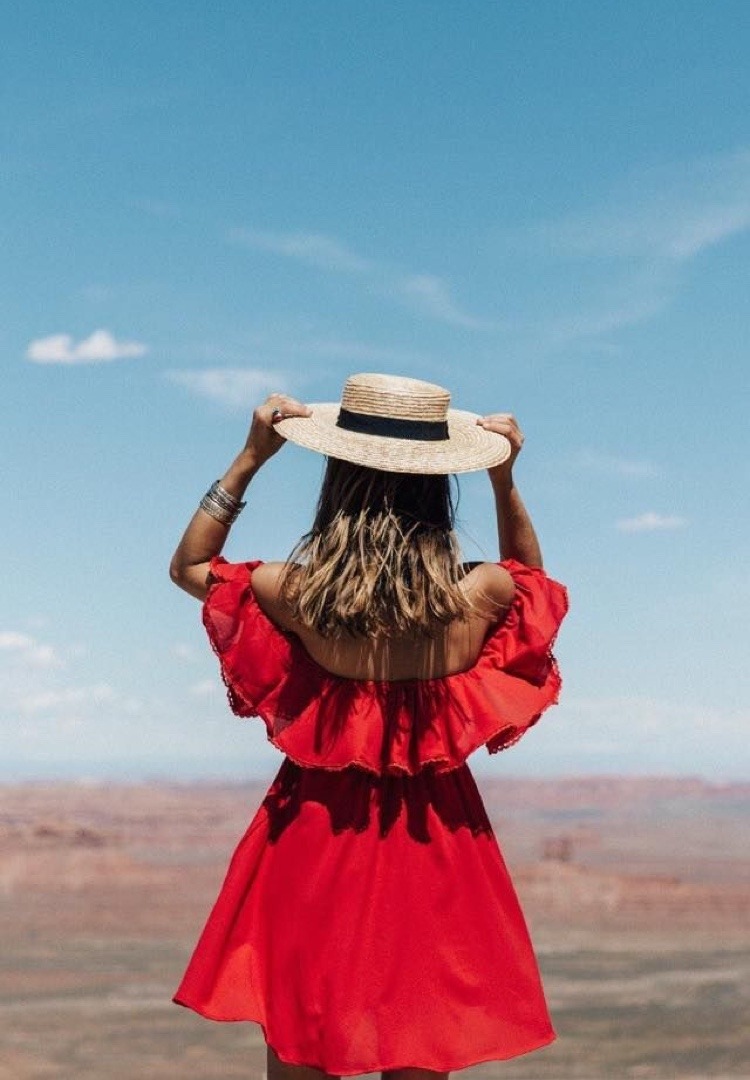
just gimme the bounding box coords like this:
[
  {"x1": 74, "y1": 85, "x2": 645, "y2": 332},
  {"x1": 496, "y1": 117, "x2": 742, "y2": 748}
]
[{"x1": 2, "y1": 1, "x2": 749, "y2": 781}]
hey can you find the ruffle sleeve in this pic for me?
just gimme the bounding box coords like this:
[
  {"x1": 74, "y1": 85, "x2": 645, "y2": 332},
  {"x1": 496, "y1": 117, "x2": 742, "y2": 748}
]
[
  {"x1": 479, "y1": 558, "x2": 568, "y2": 753},
  {"x1": 202, "y1": 555, "x2": 568, "y2": 776}
]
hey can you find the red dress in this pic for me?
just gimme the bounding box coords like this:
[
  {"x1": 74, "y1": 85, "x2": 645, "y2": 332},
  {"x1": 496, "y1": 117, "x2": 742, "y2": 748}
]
[{"x1": 174, "y1": 556, "x2": 568, "y2": 1075}]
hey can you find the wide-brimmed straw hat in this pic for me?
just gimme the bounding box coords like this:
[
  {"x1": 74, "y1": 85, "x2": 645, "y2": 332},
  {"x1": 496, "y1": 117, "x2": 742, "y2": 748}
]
[{"x1": 275, "y1": 373, "x2": 511, "y2": 474}]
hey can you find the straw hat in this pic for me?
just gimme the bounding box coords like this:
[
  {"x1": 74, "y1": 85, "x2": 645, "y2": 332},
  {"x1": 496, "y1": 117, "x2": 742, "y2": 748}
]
[{"x1": 274, "y1": 373, "x2": 511, "y2": 474}]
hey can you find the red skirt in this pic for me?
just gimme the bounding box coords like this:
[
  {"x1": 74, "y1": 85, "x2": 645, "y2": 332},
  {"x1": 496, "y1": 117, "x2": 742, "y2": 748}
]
[{"x1": 174, "y1": 758, "x2": 555, "y2": 1075}]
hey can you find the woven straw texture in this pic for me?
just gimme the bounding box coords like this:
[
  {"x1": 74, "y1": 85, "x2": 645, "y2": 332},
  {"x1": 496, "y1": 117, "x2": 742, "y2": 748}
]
[{"x1": 275, "y1": 374, "x2": 510, "y2": 475}]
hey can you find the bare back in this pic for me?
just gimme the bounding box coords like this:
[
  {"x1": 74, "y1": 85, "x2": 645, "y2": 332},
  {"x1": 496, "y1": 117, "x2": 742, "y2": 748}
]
[{"x1": 251, "y1": 561, "x2": 515, "y2": 682}]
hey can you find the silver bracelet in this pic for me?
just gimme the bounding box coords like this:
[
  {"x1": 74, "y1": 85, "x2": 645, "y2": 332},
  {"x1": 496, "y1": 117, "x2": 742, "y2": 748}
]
[
  {"x1": 210, "y1": 483, "x2": 243, "y2": 512},
  {"x1": 199, "y1": 481, "x2": 246, "y2": 525},
  {"x1": 200, "y1": 492, "x2": 242, "y2": 525}
]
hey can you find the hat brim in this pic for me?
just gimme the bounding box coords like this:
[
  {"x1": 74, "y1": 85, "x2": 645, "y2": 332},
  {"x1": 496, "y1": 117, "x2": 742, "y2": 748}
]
[{"x1": 274, "y1": 405, "x2": 511, "y2": 474}]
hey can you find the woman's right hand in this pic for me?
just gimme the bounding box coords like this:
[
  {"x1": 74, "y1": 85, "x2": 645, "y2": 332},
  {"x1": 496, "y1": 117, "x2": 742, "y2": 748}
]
[
  {"x1": 476, "y1": 413, "x2": 525, "y2": 483},
  {"x1": 242, "y1": 392, "x2": 312, "y2": 468},
  {"x1": 476, "y1": 412, "x2": 543, "y2": 566}
]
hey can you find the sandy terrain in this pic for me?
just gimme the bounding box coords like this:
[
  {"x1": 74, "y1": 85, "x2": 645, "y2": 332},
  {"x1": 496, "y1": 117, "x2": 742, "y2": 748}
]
[{"x1": 0, "y1": 775, "x2": 747, "y2": 1079}]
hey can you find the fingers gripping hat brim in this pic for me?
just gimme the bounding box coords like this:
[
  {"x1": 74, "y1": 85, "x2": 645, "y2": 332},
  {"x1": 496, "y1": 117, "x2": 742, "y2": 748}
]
[{"x1": 275, "y1": 404, "x2": 511, "y2": 475}]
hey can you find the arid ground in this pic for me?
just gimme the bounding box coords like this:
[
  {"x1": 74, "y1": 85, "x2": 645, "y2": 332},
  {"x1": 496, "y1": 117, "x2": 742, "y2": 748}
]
[{"x1": 1, "y1": 775, "x2": 747, "y2": 1079}]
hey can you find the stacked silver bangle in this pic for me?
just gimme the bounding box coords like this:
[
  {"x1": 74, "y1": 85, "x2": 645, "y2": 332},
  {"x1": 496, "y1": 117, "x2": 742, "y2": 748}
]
[{"x1": 200, "y1": 481, "x2": 246, "y2": 526}]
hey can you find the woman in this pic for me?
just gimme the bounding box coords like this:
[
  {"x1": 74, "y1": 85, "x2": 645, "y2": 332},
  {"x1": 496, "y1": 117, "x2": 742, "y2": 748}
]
[{"x1": 169, "y1": 373, "x2": 568, "y2": 1080}]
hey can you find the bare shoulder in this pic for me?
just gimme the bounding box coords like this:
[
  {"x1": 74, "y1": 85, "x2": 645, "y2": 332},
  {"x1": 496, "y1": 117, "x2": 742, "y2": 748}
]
[
  {"x1": 461, "y1": 562, "x2": 515, "y2": 619},
  {"x1": 250, "y1": 561, "x2": 286, "y2": 595},
  {"x1": 250, "y1": 561, "x2": 295, "y2": 630}
]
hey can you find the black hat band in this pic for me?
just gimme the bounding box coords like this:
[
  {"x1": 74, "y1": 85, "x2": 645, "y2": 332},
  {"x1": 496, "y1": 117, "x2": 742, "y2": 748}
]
[{"x1": 336, "y1": 408, "x2": 449, "y2": 441}]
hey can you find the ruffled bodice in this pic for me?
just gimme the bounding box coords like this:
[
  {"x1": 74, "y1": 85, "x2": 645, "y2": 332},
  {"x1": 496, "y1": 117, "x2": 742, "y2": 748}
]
[{"x1": 202, "y1": 556, "x2": 568, "y2": 776}]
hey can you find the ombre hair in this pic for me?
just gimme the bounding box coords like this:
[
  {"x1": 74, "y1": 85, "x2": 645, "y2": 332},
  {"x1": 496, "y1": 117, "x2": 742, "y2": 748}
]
[{"x1": 281, "y1": 458, "x2": 471, "y2": 638}]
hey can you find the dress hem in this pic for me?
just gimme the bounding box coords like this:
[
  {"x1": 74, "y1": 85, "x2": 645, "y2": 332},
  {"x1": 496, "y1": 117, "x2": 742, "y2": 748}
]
[{"x1": 173, "y1": 995, "x2": 556, "y2": 1074}]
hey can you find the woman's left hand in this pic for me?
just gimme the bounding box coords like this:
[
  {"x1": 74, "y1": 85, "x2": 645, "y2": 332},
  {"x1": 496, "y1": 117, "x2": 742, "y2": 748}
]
[{"x1": 169, "y1": 392, "x2": 312, "y2": 602}]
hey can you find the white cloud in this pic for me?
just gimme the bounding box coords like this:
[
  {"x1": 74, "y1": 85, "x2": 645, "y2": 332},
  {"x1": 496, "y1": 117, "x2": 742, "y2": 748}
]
[
  {"x1": 171, "y1": 643, "x2": 198, "y2": 661},
  {"x1": 189, "y1": 679, "x2": 220, "y2": 697},
  {"x1": 21, "y1": 644, "x2": 61, "y2": 667},
  {"x1": 0, "y1": 630, "x2": 63, "y2": 668},
  {"x1": 18, "y1": 683, "x2": 116, "y2": 715},
  {"x1": 26, "y1": 329, "x2": 148, "y2": 365},
  {"x1": 616, "y1": 512, "x2": 688, "y2": 533},
  {"x1": 165, "y1": 367, "x2": 284, "y2": 410},
  {"x1": 0, "y1": 631, "x2": 34, "y2": 650}
]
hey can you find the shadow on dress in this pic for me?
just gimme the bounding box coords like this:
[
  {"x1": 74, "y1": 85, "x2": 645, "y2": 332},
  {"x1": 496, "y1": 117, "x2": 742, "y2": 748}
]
[{"x1": 262, "y1": 757, "x2": 494, "y2": 845}]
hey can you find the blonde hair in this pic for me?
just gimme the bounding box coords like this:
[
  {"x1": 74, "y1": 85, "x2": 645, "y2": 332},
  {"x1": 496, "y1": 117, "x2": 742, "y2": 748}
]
[{"x1": 281, "y1": 458, "x2": 471, "y2": 638}]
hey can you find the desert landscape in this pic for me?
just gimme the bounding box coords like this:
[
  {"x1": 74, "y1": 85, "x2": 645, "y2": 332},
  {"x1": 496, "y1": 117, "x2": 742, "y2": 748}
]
[{"x1": 0, "y1": 774, "x2": 747, "y2": 1080}]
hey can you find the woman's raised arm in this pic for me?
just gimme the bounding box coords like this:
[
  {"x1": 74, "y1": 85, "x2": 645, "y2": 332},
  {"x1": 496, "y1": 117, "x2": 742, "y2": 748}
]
[
  {"x1": 169, "y1": 394, "x2": 310, "y2": 600},
  {"x1": 477, "y1": 413, "x2": 543, "y2": 569}
]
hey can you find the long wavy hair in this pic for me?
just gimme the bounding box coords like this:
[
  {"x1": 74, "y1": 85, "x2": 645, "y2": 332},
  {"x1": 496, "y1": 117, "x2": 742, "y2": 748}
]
[{"x1": 280, "y1": 458, "x2": 470, "y2": 638}]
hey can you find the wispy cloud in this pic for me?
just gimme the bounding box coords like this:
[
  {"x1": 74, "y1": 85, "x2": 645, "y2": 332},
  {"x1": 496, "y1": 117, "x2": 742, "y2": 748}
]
[
  {"x1": 165, "y1": 367, "x2": 284, "y2": 410},
  {"x1": 302, "y1": 337, "x2": 431, "y2": 366},
  {"x1": 524, "y1": 147, "x2": 750, "y2": 343},
  {"x1": 397, "y1": 274, "x2": 495, "y2": 330},
  {"x1": 546, "y1": 265, "x2": 675, "y2": 343},
  {"x1": 189, "y1": 679, "x2": 220, "y2": 697},
  {"x1": 230, "y1": 228, "x2": 372, "y2": 274},
  {"x1": 228, "y1": 226, "x2": 493, "y2": 330},
  {"x1": 189, "y1": 333, "x2": 432, "y2": 370},
  {"x1": 18, "y1": 683, "x2": 116, "y2": 715},
  {"x1": 171, "y1": 643, "x2": 198, "y2": 661},
  {"x1": 571, "y1": 450, "x2": 660, "y2": 478},
  {"x1": 536, "y1": 148, "x2": 750, "y2": 263},
  {"x1": 26, "y1": 329, "x2": 148, "y2": 365},
  {"x1": 555, "y1": 695, "x2": 746, "y2": 757},
  {"x1": 616, "y1": 512, "x2": 688, "y2": 533},
  {"x1": 0, "y1": 631, "x2": 63, "y2": 668}
]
